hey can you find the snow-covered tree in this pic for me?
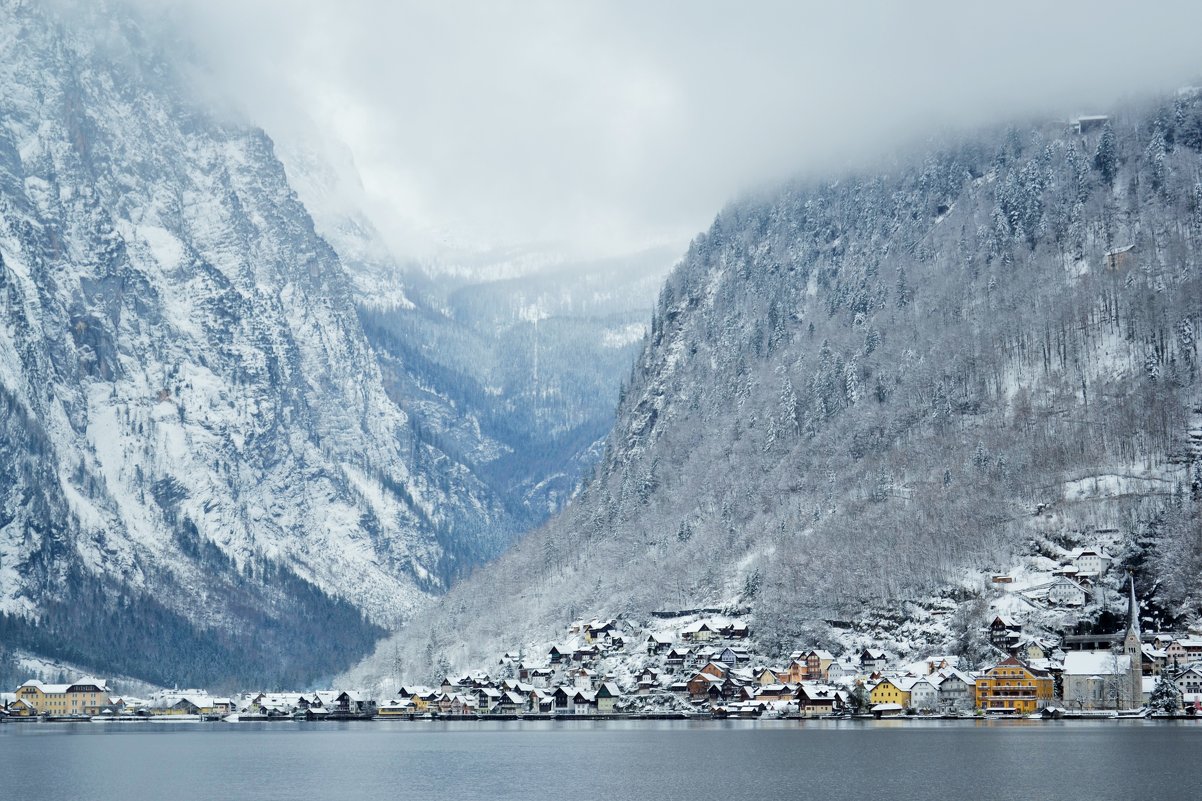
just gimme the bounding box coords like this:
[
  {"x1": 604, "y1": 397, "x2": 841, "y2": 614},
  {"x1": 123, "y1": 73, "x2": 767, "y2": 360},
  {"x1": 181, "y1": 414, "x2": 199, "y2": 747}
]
[{"x1": 1149, "y1": 672, "x2": 1182, "y2": 715}]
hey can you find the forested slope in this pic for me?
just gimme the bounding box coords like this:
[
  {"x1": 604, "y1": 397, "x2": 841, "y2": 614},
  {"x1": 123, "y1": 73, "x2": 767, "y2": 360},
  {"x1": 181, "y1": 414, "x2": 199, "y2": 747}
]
[{"x1": 353, "y1": 93, "x2": 1202, "y2": 679}]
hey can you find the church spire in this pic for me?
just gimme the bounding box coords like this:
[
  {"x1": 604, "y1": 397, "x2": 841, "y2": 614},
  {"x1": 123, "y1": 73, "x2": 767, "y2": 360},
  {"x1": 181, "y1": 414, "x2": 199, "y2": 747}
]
[
  {"x1": 1123, "y1": 572, "x2": 1144, "y2": 710},
  {"x1": 1127, "y1": 573, "x2": 1140, "y2": 636}
]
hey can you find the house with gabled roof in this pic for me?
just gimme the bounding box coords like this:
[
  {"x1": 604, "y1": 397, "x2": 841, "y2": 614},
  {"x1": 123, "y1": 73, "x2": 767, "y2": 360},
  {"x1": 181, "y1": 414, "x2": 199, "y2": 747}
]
[
  {"x1": 1173, "y1": 665, "x2": 1202, "y2": 705},
  {"x1": 907, "y1": 676, "x2": 939, "y2": 711},
  {"x1": 1047, "y1": 576, "x2": 1088, "y2": 607},
  {"x1": 686, "y1": 672, "x2": 726, "y2": 700},
  {"x1": 868, "y1": 677, "x2": 910, "y2": 708},
  {"x1": 795, "y1": 683, "x2": 845, "y2": 717},
  {"x1": 753, "y1": 684, "x2": 794, "y2": 703},
  {"x1": 718, "y1": 646, "x2": 751, "y2": 666},
  {"x1": 934, "y1": 668, "x2": 976, "y2": 712},
  {"x1": 780, "y1": 657, "x2": 807, "y2": 684},
  {"x1": 1072, "y1": 549, "x2": 1111, "y2": 576},
  {"x1": 596, "y1": 683, "x2": 621, "y2": 714},
  {"x1": 754, "y1": 667, "x2": 781, "y2": 685},
  {"x1": 570, "y1": 689, "x2": 597, "y2": 714},
  {"x1": 825, "y1": 656, "x2": 858, "y2": 681},
  {"x1": 666, "y1": 646, "x2": 691, "y2": 666},
  {"x1": 804, "y1": 650, "x2": 835, "y2": 681},
  {"x1": 646, "y1": 633, "x2": 673, "y2": 654},
  {"x1": 719, "y1": 622, "x2": 750, "y2": 639},
  {"x1": 859, "y1": 649, "x2": 889, "y2": 672},
  {"x1": 681, "y1": 621, "x2": 718, "y2": 642},
  {"x1": 572, "y1": 667, "x2": 595, "y2": 690},
  {"x1": 989, "y1": 616, "x2": 1022, "y2": 649}
]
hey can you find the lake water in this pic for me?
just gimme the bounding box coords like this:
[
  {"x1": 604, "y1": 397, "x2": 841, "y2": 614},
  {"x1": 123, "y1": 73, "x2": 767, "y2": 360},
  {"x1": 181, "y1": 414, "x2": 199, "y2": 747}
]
[{"x1": 1, "y1": 719, "x2": 1197, "y2": 801}]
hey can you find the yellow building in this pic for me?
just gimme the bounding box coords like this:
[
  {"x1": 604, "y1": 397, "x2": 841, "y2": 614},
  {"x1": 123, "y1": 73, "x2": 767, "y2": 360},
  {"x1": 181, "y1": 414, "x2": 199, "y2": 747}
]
[
  {"x1": 869, "y1": 678, "x2": 911, "y2": 708},
  {"x1": 15, "y1": 678, "x2": 111, "y2": 716},
  {"x1": 975, "y1": 657, "x2": 1053, "y2": 714}
]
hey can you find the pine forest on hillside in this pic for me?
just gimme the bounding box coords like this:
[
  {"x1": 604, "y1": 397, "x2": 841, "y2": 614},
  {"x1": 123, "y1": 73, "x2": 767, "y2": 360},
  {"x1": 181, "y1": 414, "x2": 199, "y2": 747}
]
[{"x1": 360, "y1": 95, "x2": 1202, "y2": 679}]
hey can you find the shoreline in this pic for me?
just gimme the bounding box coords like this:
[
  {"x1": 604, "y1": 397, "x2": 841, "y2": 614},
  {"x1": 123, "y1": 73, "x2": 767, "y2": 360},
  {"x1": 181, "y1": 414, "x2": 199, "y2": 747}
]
[{"x1": 4, "y1": 712, "x2": 1200, "y2": 725}]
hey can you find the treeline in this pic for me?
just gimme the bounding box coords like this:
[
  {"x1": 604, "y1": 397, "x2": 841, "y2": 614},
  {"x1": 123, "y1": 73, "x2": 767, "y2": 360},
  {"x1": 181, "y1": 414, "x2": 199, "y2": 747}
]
[{"x1": 0, "y1": 555, "x2": 384, "y2": 689}]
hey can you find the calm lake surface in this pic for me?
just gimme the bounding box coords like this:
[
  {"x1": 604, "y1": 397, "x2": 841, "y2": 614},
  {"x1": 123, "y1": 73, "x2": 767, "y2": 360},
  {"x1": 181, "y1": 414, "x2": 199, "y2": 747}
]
[{"x1": 1, "y1": 719, "x2": 1197, "y2": 801}]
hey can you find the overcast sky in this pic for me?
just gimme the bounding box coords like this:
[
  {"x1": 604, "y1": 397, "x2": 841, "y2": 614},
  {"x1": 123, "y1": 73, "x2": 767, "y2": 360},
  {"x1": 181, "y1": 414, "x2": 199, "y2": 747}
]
[{"x1": 157, "y1": 0, "x2": 1202, "y2": 259}]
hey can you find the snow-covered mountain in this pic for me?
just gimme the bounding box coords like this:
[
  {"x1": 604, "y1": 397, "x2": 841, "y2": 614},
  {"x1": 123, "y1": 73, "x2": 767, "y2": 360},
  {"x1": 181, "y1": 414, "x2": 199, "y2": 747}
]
[
  {"x1": 0, "y1": 0, "x2": 523, "y2": 686},
  {"x1": 348, "y1": 95, "x2": 1202, "y2": 682}
]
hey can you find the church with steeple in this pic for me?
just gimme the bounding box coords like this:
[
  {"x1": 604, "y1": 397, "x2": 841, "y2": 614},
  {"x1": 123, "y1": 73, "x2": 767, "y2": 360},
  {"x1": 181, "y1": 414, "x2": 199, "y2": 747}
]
[{"x1": 1121, "y1": 574, "x2": 1144, "y2": 709}]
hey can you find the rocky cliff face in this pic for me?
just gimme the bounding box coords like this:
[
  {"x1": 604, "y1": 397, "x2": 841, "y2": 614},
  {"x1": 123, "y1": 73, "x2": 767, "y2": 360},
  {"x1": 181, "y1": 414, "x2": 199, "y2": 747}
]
[{"x1": 0, "y1": 0, "x2": 515, "y2": 686}]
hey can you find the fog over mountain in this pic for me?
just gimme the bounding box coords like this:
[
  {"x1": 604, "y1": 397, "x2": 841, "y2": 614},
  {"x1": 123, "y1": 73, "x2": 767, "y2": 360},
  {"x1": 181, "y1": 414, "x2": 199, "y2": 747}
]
[{"x1": 145, "y1": 0, "x2": 1202, "y2": 259}]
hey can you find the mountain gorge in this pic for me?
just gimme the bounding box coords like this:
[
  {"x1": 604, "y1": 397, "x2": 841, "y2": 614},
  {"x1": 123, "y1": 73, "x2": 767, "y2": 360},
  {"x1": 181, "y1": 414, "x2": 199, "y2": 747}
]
[
  {"x1": 277, "y1": 137, "x2": 669, "y2": 574},
  {"x1": 356, "y1": 249, "x2": 667, "y2": 532},
  {"x1": 355, "y1": 95, "x2": 1202, "y2": 680}
]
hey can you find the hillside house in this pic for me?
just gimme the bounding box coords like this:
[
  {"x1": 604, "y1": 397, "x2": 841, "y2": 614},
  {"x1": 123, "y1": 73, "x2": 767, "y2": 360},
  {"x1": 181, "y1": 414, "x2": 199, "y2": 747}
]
[
  {"x1": 573, "y1": 668, "x2": 595, "y2": 690},
  {"x1": 718, "y1": 646, "x2": 751, "y2": 666},
  {"x1": 804, "y1": 650, "x2": 835, "y2": 681},
  {"x1": 646, "y1": 633, "x2": 673, "y2": 655},
  {"x1": 666, "y1": 647, "x2": 691, "y2": 666},
  {"x1": 1075, "y1": 115, "x2": 1109, "y2": 134},
  {"x1": 681, "y1": 621, "x2": 718, "y2": 642},
  {"x1": 1072, "y1": 549, "x2": 1111, "y2": 576},
  {"x1": 1165, "y1": 639, "x2": 1202, "y2": 665},
  {"x1": 1048, "y1": 577, "x2": 1089, "y2": 607},
  {"x1": 826, "y1": 658, "x2": 857, "y2": 681},
  {"x1": 687, "y1": 673, "x2": 726, "y2": 701},
  {"x1": 719, "y1": 622, "x2": 750, "y2": 639},
  {"x1": 860, "y1": 649, "x2": 889, "y2": 672},
  {"x1": 754, "y1": 667, "x2": 780, "y2": 685},
  {"x1": 1103, "y1": 245, "x2": 1134, "y2": 271},
  {"x1": 989, "y1": 616, "x2": 1022, "y2": 649},
  {"x1": 781, "y1": 658, "x2": 807, "y2": 684}
]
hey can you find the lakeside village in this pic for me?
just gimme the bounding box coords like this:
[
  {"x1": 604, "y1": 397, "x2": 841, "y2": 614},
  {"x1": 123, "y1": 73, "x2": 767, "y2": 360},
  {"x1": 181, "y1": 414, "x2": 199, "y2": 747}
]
[{"x1": 6, "y1": 560, "x2": 1202, "y2": 724}]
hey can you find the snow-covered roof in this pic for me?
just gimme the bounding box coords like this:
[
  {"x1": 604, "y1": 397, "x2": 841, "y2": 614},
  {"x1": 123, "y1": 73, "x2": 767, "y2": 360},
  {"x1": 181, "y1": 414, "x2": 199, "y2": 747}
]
[
  {"x1": 1062, "y1": 651, "x2": 1132, "y2": 676},
  {"x1": 1171, "y1": 639, "x2": 1202, "y2": 649},
  {"x1": 935, "y1": 668, "x2": 976, "y2": 687}
]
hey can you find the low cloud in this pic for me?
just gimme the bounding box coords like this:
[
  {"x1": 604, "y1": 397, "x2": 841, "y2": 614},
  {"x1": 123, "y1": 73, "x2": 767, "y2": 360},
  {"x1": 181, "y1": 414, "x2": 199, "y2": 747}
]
[{"x1": 145, "y1": 0, "x2": 1202, "y2": 257}]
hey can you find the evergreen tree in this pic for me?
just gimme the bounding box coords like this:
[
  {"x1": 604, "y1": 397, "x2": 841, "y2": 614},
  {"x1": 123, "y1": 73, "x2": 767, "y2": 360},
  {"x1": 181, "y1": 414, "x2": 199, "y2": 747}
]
[
  {"x1": 1094, "y1": 122, "x2": 1118, "y2": 186},
  {"x1": 1149, "y1": 672, "x2": 1182, "y2": 715},
  {"x1": 895, "y1": 268, "x2": 912, "y2": 309}
]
